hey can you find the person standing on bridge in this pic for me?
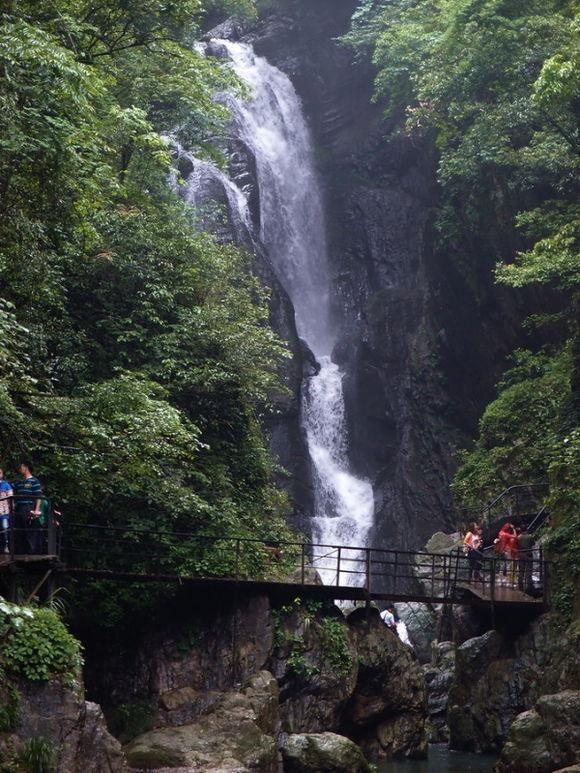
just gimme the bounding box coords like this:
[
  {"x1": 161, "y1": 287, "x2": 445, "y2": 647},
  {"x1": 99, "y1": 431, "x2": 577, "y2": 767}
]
[
  {"x1": 464, "y1": 522, "x2": 483, "y2": 582},
  {"x1": 517, "y1": 527, "x2": 535, "y2": 594},
  {"x1": 13, "y1": 461, "x2": 43, "y2": 555},
  {"x1": 0, "y1": 468, "x2": 13, "y2": 553},
  {"x1": 495, "y1": 523, "x2": 517, "y2": 586}
]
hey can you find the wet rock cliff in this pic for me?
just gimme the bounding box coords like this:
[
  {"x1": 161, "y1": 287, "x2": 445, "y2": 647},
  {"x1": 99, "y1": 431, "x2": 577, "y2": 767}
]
[
  {"x1": 226, "y1": 0, "x2": 544, "y2": 550},
  {"x1": 84, "y1": 590, "x2": 427, "y2": 769}
]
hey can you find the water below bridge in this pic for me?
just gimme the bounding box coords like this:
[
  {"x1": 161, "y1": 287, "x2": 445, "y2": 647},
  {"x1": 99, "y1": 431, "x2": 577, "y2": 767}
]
[{"x1": 379, "y1": 745, "x2": 497, "y2": 772}]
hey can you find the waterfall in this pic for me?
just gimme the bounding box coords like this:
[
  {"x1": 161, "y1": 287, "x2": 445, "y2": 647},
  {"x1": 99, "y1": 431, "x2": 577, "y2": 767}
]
[{"x1": 189, "y1": 40, "x2": 375, "y2": 586}]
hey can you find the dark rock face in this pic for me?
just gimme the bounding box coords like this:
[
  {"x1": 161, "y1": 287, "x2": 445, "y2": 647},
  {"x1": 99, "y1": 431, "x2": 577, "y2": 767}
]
[
  {"x1": 492, "y1": 620, "x2": 580, "y2": 772},
  {"x1": 495, "y1": 691, "x2": 580, "y2": 773},
  {"x1": 343, "y1": 607, "x2": 427, "y2": 760},
  {"x1": 237, "y1": 0, "x2": 545, "y2": 551},
  {"x1": 447, "y1": 615, "x2": 577, "y2": 754},
  {"x1": 423, "y1": 641, "x2": 456, "y2": 743},
  {"x1": 0, "y1": 677, "x2": 126, "y2": 772},
  {"x1": 89, "y1": 593, "x2": 426, "y2": 764}
]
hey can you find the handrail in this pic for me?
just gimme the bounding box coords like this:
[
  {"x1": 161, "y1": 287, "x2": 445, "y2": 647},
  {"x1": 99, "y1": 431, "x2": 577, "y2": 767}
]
[
  {"x1": 451, "y1": 483, "x2": 549, "y2": 523},
  {"x1": 484, "y1": 483, "x2": 548, "y2": 513},
  {"x1": 527, "y1": 503, "x2": 550, "y2": 534}
]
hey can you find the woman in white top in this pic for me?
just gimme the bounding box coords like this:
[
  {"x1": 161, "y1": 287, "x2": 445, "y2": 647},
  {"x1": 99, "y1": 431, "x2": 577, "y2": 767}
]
[{"x1": 463, "y1": 522, "x2": 483, "y2": 582}]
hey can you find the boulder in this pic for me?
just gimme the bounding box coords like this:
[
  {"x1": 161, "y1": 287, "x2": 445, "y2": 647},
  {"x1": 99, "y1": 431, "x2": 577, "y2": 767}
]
[
  {"x1": 280, "y1": 732, "x2": 371, "y2": 773},
  {"x1": 125, "y1": 672, "x2": 280, "y2": 772},
  {"x1": 0, "y1": 677, "x2": 126, "y2": 772},
  {"x1": 495, "y1": 690, "x2": 580, "y2": 773},
  {"x1": 344, "y1": 607, "x2": 427, "y2": 759},
  {"x1": 425, "y1": 532, "x2": 461, "y2": 554}
]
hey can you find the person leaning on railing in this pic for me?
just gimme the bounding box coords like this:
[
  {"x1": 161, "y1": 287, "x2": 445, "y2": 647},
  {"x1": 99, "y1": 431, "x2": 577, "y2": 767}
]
[{"x1": 0, "y1": 467, "x2": 13, "y2": 553}]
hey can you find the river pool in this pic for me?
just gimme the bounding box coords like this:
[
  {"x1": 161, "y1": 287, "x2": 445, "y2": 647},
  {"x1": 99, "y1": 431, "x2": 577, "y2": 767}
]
[{"x1": 378, "y1": 744, "x2": 497, "y2": 772}]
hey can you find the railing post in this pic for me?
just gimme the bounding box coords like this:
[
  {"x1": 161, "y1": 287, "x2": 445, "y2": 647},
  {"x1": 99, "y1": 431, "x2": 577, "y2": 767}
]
[
  {"x1": 490, "y1": 556, "x2": 496, "y2": 629},
  {"x1": 336, "y1": 546, "x2": 341, "y2": 587},
  {"x1": 365, "y1": 549, "x2": 371, "y2": 595},
  {"x1": 235, "y1": 539, "x2": 241, "y2": 581},
  {"x1": 301, "y1": 543, "x2": 305, "y2": 585},
  {"x1": 9, "y1": 512, "x2": 14, "y2": 560},
  {"x1": 431, "y1": 554, "x2": 435, "y2": 598},
  {"x1": 47, "y1": 502, "x2": 56, "y2": 557}
]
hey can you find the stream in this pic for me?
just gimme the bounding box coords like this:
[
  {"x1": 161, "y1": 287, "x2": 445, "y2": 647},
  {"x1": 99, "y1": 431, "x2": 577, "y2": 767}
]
[{"x1": 379, "y1": 745, "x2": 497, "y2": 772}]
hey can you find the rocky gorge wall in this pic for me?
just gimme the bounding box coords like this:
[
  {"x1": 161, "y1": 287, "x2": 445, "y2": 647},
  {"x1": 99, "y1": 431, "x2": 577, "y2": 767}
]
[
  {"x1": 393, "y1": 530, "x2": 580, "y2": 771},
  {"x1": 216, "y1": 0, "x2": 546, "y2": 552},
  {"x1": 82, "y1": 589, "x2": 427, "y2": 770}
]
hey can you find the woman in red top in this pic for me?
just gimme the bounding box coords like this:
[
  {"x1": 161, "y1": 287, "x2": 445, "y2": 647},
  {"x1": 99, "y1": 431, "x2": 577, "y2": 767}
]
[{"x1": 495, "y1": 523, "x2": 517, "y2": 585}]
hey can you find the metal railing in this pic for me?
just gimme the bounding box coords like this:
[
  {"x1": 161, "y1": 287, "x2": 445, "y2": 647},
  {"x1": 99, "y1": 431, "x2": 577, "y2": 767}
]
[
  {"x1": 452, "y1": 483, "x2": 549, "y2": 538},
  {"x1": 0, "y1": 494, "x2": 58, "y2": 559},
  {"x1": 54, "y1": 523, "x2": 548, "y2": 606}
]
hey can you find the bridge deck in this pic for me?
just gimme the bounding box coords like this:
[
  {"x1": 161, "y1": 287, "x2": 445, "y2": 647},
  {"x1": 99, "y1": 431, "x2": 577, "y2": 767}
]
[
  {"x1": 455, "y1": 581, "x2": 542, "y2": 606},
  {"x1": 0, "y1": 552, "x2": 547, "y2": 609}
]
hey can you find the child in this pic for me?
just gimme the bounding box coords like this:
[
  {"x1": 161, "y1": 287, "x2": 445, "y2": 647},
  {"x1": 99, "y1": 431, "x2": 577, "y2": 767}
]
[{"x1": 0, "y1": 467, "x2": 13, "y2": 553}]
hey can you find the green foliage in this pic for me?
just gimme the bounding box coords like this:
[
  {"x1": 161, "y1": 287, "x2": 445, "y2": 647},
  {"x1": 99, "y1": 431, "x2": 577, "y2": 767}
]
[
  {"x1": 108, "y1": 700, "x2": 157, "y2": 744},
  {"x1": 452, "y1": 348, "x2": 572, "y2": 506},
  {"x1": 543, "y1": 425, "x2": 580, "y2": 618},
  {"x1": 272, "y1": 598, "x2": 352, "y2": 679},
  {"x1": 0, "y1": 0, "x2": 298, "y2": 626},
  {"x1": 348, "y1": 0, "x2": 579, "y2": 620},
  {"x1": 319, "y1": 617, "x2": 353, "y2": 677},
  {"x1": 0, "y1": 669, "x2": 21, "y2": 732},
  {"x1": 346, "y1": 0, "x2": 579, "y2": 305},
  {"x1": 0, "y1": 601, "x2": 83, "y2": 682},
  {"x1": 207, "y1": 0, "x2": 258, "y2": 20},
  {"x1": 286, "y1": 642, "x2": 319, "y2": 680},
  {"x1": 19, "y1": 737, "x2": 58, "y2": 773}
]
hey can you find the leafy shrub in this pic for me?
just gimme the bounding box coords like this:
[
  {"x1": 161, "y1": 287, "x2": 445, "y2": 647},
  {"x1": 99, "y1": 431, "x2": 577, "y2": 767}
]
[
  {"x1": 108, "y1": 700, "x2": 157, "y2": 744},
  {"x1": 319, "y1": 617, "x2": 353, "y2": 677},
  {"x1": 273, "y1": 598, "x2": 352, "y2": 679},
  {"x1": 1, "y1": 604, "x2": 82, "y2": 682}
]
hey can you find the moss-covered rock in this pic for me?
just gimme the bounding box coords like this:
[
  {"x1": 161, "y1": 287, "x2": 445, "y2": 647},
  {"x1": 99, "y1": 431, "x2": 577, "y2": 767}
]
[
  {"x1": 124, "y1": 671, "x2": 280, "y2": 772},
  {"x1": 0, "y1": 600, "x2": 126, "y2": 772},
  {"x1": 281, "y1": 731, "x2": 371, "y2": 772},
  {"x1": 495, "y1": 690, "x2": 580, "y2": 773}
]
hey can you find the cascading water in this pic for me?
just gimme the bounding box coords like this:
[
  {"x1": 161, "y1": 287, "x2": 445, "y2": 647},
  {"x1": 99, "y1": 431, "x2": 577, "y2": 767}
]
[{"x1": 186, "y1": 40, "x2": 374, "y2": 585}]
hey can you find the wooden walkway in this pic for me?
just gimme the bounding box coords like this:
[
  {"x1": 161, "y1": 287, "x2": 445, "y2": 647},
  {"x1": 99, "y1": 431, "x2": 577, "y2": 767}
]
[{"x1": 0, "y1": 523, "x2": 549, "y2": 610}]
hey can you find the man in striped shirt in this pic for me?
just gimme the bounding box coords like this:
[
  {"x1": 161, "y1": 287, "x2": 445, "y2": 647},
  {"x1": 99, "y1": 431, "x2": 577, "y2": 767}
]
[{"x1": 13, "y1": 461, "x2": 43, "y2": 554}]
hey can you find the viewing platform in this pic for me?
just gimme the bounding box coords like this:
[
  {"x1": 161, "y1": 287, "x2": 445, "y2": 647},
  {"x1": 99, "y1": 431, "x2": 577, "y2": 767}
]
[{"x1": 0, "y1": 520, "x2": 549, "y2": 612}]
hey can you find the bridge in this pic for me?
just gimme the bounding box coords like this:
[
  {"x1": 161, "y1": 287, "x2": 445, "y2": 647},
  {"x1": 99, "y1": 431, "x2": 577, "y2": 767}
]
[{"x1": 0, "y1": 499, "x2": 550, "y2": 613}]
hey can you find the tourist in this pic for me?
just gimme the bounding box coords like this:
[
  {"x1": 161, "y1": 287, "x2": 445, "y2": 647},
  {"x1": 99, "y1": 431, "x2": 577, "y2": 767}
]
[
  {"x1": 517, "y1": 527, "x2": 535, "y2": 594},
  {"x1": 495, "y1": 523, "x2": 516, "y2": 585},
  {"x1": 463, "y1": 522, "x2": 483, "y2": 582},
  {"x1": 380, "y1": 605, "x2": 397, "y2": 631},
  {"x1": 0, "y1": 468, "x2": 13, "y2": 554},
  {"x1": 13, "y1": 461, "x2": 43, "y2": 555}
]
